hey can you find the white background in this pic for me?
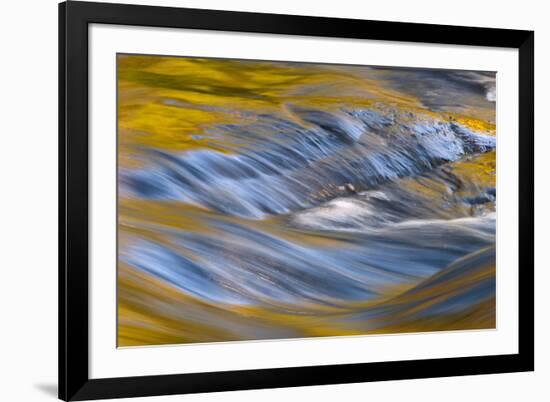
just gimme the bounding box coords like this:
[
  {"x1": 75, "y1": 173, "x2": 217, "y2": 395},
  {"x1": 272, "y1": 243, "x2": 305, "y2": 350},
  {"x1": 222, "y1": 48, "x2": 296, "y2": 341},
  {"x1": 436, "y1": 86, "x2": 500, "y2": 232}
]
[{"x1": 0, "y1": 0, "x2": 545, "y2": 401}]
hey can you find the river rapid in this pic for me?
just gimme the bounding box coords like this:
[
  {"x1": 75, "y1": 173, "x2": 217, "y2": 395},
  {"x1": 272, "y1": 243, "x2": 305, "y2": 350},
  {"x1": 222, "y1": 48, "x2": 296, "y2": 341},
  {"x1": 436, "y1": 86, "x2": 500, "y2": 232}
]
[{"x1": 117, "y1": 55, "x2": 496, "y2": 346}]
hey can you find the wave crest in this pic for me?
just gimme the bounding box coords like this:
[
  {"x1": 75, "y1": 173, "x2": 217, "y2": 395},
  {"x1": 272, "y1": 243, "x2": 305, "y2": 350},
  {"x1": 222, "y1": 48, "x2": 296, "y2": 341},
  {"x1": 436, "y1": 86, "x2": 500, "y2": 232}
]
[{"x1": 122, "y1": 107, "x2": 495, "y2": 218}]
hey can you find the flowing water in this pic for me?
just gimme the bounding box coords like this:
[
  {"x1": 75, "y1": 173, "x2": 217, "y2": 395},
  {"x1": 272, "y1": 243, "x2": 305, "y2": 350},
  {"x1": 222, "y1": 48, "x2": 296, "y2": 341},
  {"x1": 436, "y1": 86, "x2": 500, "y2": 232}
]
[{"x1": 117, "y1": 55, "x2": 496, "y2": 346}]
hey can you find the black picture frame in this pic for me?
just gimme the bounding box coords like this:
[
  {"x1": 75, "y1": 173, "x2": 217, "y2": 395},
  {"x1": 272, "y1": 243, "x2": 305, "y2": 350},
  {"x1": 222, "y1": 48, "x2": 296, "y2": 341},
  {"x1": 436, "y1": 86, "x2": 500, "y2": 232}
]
[{"x1": 59, "y1": 1, "x2": 534, "y2": 400}]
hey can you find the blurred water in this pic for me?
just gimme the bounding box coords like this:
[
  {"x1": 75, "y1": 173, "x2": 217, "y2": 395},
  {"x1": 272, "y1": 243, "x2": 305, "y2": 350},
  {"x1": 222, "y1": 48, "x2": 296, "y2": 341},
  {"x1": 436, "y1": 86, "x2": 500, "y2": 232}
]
[{"x1": 117, "y1": 56, "x2": 496, "y2": 346}]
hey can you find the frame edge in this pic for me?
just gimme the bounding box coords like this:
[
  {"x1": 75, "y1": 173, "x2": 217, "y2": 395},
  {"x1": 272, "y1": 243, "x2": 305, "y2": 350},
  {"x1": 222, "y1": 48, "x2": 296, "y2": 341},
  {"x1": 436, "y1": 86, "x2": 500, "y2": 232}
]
[
  {"x1": 518, "y1": 31, "x2": 535, "y2": 372},
  {"x1": 58, "y1": 1, "x2": 67, "y2": 400},
  {"x1": 61, "y1": 1, "x2": 92, "y2": 400}
]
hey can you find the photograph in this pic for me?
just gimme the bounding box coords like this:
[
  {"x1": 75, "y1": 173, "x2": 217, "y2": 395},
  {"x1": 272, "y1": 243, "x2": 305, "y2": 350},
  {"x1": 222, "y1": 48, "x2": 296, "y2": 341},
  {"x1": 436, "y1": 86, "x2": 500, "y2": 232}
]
[
  {"x1": 116, "y1": 54, "x2": 497, "y2": 347},
  {"x1": 0, "y1": 0, "x2": 534, "y2": 401}
]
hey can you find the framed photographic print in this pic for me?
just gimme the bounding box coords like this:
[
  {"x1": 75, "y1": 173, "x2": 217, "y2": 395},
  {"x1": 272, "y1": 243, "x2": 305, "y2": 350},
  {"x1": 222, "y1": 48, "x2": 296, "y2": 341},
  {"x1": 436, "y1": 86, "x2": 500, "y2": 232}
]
[{"x1": 59, "y1": 1, "x2": 534, "y2": 400}]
